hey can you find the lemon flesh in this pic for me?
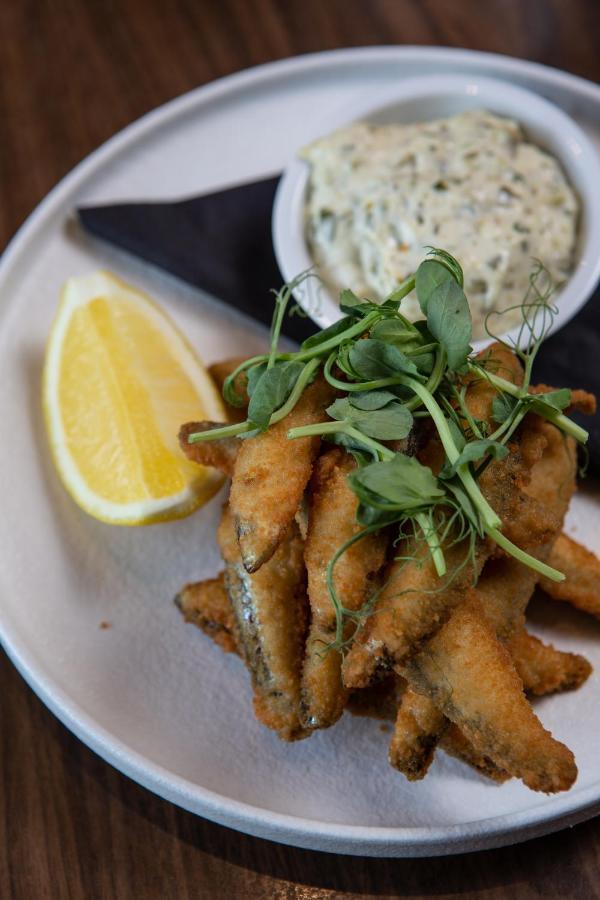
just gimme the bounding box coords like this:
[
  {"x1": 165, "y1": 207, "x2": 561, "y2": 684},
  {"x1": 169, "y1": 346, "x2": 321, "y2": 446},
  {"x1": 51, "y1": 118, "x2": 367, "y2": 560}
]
[{"x1": 43, "y1": 272, "x2": 226, "y2": 524}]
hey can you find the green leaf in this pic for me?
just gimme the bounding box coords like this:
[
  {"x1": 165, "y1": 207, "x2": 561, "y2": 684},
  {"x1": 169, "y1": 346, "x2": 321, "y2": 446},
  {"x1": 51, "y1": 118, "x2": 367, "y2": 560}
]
[
  {"x1": 349, "y1": 390, "x2": 399, "y2": 410},
  {"x1": 247, "y1": 360, "x2": 304, "y2": 428},
  {"x1": 301, "y1": 315, "x2": 355, "y2": 350},
  {"x1": 369, "y1": 319, "x2": 421, "y2": 348},
  {"x1": 368, "y1": 320, "x2": 436, "y2": 375},
  {"x1": 348, "y1": 454, "x2": 444, "y2": 513},
  {"x1": 415, "y1": 259, "x2": 454, "y2": 315},
  {"x1": 410, "y1": 352, "x2": 435, "y2": 376},
  {"x1": 246, "y1": 362, "x2": 268, "y2": 397},
  {"x1": 415, "y1": 257, "x2": 472, "y2": 371},
  {"x1": 426, "y1": 278, "x2": 472, "y2": 371},
  {"x1": 492, "y1": 393, "x2": 519, "y2": 424},
  {"x1": 327, "y1": 397, "x2": 413, "y2": 440},
  {"x1": 456, "y1": 438, "x2": 508, "y2": 467},
  {"x1": 530, "y1": 389, "x2": 571, "y2": 413},
  {"x1": 348, "y1": 339, "x2": 420, "y2": 380},
  {"x1": 441, "y1": 439, "x2": 508, "y2": 479},
  {"x1": 335, "y1": 344, "x2": 360, "y2": 379}
]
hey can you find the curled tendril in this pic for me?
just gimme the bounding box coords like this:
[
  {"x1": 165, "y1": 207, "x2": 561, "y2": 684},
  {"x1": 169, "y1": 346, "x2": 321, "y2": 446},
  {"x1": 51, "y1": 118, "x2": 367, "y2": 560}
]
[
  {"x1": 483, "y1": 259, "x2": 559, "y2": 387},
  {"x1": 424, "y1": 246, "x2": 465, "y2": 287}
]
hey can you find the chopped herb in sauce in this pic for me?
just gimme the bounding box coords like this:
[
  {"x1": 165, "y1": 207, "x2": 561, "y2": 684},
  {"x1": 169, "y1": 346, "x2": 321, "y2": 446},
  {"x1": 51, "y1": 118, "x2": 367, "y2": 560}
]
[{"x1": 301, "y1": 110, "x2": 578, "y2": 338}]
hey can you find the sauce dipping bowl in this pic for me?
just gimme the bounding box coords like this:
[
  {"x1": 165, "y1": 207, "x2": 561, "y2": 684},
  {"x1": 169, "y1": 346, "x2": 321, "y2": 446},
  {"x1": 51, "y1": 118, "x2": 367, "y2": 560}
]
[{"x1": 272, "y1": 74, "x2": 600, "y2": 349}]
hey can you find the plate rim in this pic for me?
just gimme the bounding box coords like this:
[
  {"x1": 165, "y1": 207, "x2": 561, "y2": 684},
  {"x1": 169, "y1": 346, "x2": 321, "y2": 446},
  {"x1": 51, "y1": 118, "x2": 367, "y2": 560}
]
[{"x1": 2, "y1": 44, "x2": 599, "y2": 857}]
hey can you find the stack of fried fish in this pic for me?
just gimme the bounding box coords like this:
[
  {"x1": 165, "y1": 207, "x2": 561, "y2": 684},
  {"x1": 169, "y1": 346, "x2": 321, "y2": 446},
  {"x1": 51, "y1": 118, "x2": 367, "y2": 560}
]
[{"x1": 177, "y1": 345, "x2": 599, "y2": 794}]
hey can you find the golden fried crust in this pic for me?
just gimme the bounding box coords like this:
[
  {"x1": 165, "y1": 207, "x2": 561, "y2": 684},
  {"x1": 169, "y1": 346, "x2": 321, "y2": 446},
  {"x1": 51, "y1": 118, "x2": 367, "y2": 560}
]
[
  {"x1": 301, "y1": 450, "x2": 387, "y2": 729},
  {"x1": 175, "y1": 574, "x2": 238, "y2": 654},
  {"x1": 465, "y1": 345, "x2": 559, "y2": 550},
  {"x1": 209, "y1": 357, "x2": 249, "y2": 423},
  {"x1": 218, "y1": 505, "x2": 309, "y2": 741},
  {"x1": 229, "y1": 375, "x2": 335, "y2": 573},
  {"x1": 342, "y1": 536, "x2": 485, "y2": 689},
  {"x1": 510, "y1": 629, "x2": 592, "y2": 695},
  {"x1": 179, "y1": 422, "x2": 239, "y2": 476},
  {"x1": 471, "y1": 557, "x2": 538, "y2": 641},
  {"x1": 469, "y1": 348, "x2": 558, "y2": 552},
  {"x1": 481, "y1": 448, "x2": 559, "y2": 552},
  {"x1": 388, "y1": 687, "x2": 448, "y2": 780},
  {"x1": 387, "y1": 554, "x2": 552, "y2": 783},
  {"x1": 304, "y1": 450, "x2": 386, "y2": 624},
  {"x1": 464, "y1": 343, "x2": 524, "y2": 420},
  {"x1": 403, "y1": 598, "x2": 577, "y2": 793},
  {"x1": 440, "y1": 725, "x2": 511, "y2": 783},
  {"x1": 541, "y1": 533, "x2": 600, "y2": 620},
  {"x1": 524, "y1": 421, "x2": 577, "y2": 518},
  {"x1": 301, "y1": 625, "x2": 347, "y2": 729}
]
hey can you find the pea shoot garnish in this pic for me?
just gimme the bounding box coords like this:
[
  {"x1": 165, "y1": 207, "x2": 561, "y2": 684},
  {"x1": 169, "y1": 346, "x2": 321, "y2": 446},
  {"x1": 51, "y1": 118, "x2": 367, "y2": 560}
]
[{"x1": 187, "y1": 249, "x2": 588, "y2": 649}]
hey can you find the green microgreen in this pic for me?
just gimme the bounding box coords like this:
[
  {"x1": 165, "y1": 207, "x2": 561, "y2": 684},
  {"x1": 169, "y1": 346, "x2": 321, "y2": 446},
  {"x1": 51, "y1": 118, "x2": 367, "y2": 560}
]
[
  {"x1": 246, "y1": 360, "x2": 305, "y2": 430},
  {"x1": 186, "y1": 249, "x2": 589, "y2": 651},
  {"x1": 326, "y1": 397, "x2": 413, "y2": 441}
]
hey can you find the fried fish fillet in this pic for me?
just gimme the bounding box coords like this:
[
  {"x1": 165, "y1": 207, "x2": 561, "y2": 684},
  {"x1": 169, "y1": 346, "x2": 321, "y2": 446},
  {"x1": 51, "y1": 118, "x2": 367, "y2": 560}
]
[
  {"x1": 175, "y1": 573, "x2": 238, "y2": 654},
  {"x1": 439, "y1": 630, "x2": 591, "y2": 781},
  {"x1": 440, "y1": 725, "x2": 511, "y2": 783},
  {"x1": 176, "y1": 577, "x2": 589, "y2": 786},
  {"x1": 218, "y1": 505, "x2": 308, "y2": 741},
  {"x1": 473, "y1": 352, "x2": 561, "y2": 552},
  {"x1": 348, "y1": 675, "x2": 508, "y2": 783},
  {"x1": 541, "y1": 533, "x2": 600, "y2": 620},
  {"x1": 230, "y1": 375, "x2": 335, "y2": 573},
  {"x1": 476, "y1": 559, "x2": 535, "y2": 635},
  {"x1": 349, "y1": 675, "x2": 511, "y2": 782},
  {"x1": 343, "y1": 345, "x2": 527, "y2": 692},
  {"x1": 342, "y1": 536, "x2": 484, "y2": 689},
  {"x1": 301, "y1": 449, "x2": 387, "y2": 730},
  {"x1": 523, "y1": 419, "x2": 577, "y2": 516},
  {"x1": 387, "y1": 555, "x2": 538, "y2": 781},
  {"x1": 179, "y1": 421, "x2": 240, "y2": 476},
  {"x1": 402, "y1": 596, "x2": 577, "y2": 792},
  {"x1": 510, "y1": 629, "x2": 592, "y2": 696},
  {"x1": 388, "y1": 686, "x2": 448, "y2": 780},
  {"x1": 389, "y1": 414, "x2": 578, "y2": 785}
]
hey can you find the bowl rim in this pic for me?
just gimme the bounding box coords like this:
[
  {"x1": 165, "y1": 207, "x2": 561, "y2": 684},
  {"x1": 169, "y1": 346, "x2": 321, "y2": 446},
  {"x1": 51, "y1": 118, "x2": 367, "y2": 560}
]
[{"x1": 272, "y1": 72, "x2": 600, "y2": 349}]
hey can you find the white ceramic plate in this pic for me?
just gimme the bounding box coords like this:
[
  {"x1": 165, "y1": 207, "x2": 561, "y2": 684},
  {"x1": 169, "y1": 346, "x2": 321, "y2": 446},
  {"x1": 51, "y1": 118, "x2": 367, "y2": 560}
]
[{"x1": 1, "y1": 47, "x2": 600, "y2": 857}]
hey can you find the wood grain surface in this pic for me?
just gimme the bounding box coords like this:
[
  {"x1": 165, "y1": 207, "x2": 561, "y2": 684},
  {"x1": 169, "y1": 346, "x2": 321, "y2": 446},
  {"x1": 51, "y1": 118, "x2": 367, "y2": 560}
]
[{"x1": 1, "y1": 1, "x2": 599, "y2": 897}]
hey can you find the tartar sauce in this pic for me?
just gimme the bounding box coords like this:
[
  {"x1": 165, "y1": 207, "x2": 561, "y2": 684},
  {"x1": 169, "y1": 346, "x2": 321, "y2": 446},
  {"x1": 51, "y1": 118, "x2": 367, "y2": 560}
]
[{"x1": 301, "y1": 110, "x2": 578, "y2": 338}]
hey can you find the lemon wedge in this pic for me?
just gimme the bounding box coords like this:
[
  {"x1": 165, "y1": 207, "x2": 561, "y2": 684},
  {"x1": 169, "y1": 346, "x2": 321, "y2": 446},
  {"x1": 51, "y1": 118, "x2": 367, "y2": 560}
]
[{"x1": 43, "y1": 271, "x2": 226, "y2": 525}]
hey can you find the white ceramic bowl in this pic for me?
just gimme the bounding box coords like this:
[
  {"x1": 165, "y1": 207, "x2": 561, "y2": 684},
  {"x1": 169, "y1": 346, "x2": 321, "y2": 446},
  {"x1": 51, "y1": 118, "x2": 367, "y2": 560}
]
[{"x1": 273, "y1": 74, "x2": 600, "y2": 348}]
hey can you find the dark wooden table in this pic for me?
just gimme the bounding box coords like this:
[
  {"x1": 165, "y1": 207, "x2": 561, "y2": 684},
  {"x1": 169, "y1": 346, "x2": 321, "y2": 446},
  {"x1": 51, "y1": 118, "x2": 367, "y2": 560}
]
[{"x1": 2, "y1": 1, "x2": 599, "y2": 897}]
